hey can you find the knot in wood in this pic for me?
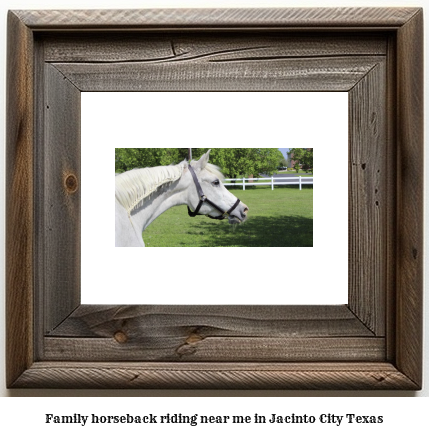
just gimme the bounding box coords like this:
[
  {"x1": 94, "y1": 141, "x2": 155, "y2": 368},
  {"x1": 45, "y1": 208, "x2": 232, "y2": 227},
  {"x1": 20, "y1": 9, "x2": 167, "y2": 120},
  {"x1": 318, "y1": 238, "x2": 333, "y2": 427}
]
[
  {"x1": 186, "y1": 333, "x2": 203, "y2": 344},
  {"x1": 64, "y1": 174, "x2": 78, "y2": 193},
  {"x1": 114, "y1": 331, "x2": 128, "y2": 343}
]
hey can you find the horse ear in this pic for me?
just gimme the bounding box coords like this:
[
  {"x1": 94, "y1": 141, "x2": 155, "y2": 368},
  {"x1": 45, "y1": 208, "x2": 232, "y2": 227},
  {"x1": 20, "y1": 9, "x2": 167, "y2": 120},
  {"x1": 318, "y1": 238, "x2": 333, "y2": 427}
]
[{"x1": 195, "y1": 149, "x2": 211, "y2": 170}]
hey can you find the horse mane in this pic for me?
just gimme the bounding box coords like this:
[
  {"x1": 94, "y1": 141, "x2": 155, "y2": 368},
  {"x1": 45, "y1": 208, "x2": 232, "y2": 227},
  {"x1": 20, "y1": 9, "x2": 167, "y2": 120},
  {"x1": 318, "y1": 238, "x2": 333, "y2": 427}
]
[
  {"x1": 115, "y1": 158, "x2": 225, "y2": 216},
  {"x1": 115, "y1": 162, "x2": 186, "y2": 215}
]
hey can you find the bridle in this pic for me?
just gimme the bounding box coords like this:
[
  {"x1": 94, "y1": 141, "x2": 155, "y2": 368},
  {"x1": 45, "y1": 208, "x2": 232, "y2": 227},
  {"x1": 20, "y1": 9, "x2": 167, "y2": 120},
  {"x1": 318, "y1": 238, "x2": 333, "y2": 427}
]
[{"x1": 187, "y1": 165, "x2": 241, "y2": 221}]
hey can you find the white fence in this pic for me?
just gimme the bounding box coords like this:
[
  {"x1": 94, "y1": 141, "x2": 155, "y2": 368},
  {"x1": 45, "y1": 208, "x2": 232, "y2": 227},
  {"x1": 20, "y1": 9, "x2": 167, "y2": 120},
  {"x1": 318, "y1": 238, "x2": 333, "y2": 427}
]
[{"x1": 224, "y1": 176, "x2": 313, "y2": 191}]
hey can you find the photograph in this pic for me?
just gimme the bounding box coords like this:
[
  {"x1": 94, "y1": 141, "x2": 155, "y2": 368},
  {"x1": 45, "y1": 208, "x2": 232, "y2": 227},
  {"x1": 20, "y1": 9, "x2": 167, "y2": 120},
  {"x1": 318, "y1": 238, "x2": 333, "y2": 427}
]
[{"x1": 115, "y1": 147, "x2": 313, "y2": 248}]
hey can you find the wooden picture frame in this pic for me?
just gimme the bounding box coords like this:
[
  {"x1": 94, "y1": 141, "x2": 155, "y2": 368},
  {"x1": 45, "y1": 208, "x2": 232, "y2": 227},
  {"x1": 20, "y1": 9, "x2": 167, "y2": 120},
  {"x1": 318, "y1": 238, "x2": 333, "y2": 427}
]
[{"x1": 6, "y1": 8, "x2": 423, "y2": 389}]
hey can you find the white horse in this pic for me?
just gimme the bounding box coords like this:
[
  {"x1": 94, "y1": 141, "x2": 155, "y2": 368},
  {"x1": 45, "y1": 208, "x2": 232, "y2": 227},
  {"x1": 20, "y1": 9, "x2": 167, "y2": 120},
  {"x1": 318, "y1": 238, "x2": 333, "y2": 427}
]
[{"x1": 115, "y1": 150, "x2": 249, "y2": 247}]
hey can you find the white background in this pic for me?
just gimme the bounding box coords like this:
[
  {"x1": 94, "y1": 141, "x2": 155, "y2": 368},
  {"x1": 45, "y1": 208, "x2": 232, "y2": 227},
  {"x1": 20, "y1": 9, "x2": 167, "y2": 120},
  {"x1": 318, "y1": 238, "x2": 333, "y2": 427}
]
[
  {"x1": 0, "y1": 0, "x2": 427, "y2": 418},
  {"x1": 81, "y1": 92, "x2": 348, "y2": 305}
]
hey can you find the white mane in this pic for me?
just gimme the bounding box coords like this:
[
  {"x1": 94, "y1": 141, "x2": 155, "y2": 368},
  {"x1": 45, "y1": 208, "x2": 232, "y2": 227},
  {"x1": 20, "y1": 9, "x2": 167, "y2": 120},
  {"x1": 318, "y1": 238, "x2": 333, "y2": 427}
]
[
  {"x1": 115, "y1": 159, "x2": 225, "y2": 216},
  {"x1": 115, "y1": 162, "x2": 185, "y2": 215}
]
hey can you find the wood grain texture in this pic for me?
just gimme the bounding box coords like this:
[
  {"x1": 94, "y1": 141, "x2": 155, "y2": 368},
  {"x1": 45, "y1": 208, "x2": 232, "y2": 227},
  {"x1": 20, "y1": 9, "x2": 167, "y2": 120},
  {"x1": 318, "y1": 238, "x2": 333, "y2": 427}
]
[
  {"x1": 52, "y1": 56, "x2": 383, "y2": 92},
  {"x1": 11, "y1": 362, "x2": 419, "y2": 390},
  {"x1": 5, "y1": 11, "x2": 35, "y2": 388},
  {"x1": 43, "y1": 64, "x2": 81, "y2": 333},
  {"x1": 42, "y1": 33, "x2": 388, "y2": 63},
  {"x1": 44, "y1": 305, "x2": 381, "y2": 362},
  {"x1": 348, "y1": 62, "x2": 386, "y2": 335},
  {"x1": 48, "y1": 305, "x2": 375, "y2": 338},
  {"x1": 14, "y1": 8, "x2": 420, "y2": 29},
  {"x1": 384, "y1": 33, "x2": 399, "y2": 364},
  {"x1": 395, "y1": 9, "x2": 424, "y2": 388},
  {"x1": 44, "y1": 337, "x2": 385, "y2": 362}
]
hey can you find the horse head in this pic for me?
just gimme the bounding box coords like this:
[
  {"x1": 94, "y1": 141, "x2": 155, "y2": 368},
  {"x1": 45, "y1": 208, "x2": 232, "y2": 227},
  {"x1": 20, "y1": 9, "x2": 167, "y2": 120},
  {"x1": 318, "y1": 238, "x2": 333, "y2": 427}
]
[{"x1": 186, "y1": 150, "x2": 249, "y2": 224}]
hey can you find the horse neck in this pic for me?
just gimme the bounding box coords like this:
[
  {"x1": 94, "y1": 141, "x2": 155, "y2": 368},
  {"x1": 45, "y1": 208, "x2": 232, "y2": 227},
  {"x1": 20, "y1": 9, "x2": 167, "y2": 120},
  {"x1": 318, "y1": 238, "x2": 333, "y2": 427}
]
[{"x1": 130, "y1": 180, "x2": 187, "y2": 232}]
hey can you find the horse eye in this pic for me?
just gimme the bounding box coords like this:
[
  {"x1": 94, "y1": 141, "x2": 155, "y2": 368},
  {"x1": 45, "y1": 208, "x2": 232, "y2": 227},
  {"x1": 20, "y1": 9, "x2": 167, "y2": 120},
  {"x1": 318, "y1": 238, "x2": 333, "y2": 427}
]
[{"x1": 212, "y1": 179, "x2": 220, "y2": 187}]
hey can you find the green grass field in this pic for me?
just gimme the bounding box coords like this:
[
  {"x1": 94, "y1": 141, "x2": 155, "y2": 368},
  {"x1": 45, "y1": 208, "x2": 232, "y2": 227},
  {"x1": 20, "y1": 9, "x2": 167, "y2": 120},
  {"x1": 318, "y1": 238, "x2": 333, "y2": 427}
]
[{"x1": 143, "y1": 186, "x2": 313, "y2": 247}]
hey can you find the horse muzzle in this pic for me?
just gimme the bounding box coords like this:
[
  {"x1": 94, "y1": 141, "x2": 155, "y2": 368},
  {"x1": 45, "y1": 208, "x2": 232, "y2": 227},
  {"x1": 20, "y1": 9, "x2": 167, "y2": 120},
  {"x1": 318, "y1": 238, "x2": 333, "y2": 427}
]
[{"x1": 228, "y1": 202, "x2": 249, "y2": 224}]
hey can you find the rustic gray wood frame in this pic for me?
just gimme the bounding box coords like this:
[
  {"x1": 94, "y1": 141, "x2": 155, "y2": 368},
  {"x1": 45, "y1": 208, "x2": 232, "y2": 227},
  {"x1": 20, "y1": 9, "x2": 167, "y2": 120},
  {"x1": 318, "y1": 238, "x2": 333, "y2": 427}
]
[{"x1": 6, "y1": 8, "x2": 423, "y2": 390}]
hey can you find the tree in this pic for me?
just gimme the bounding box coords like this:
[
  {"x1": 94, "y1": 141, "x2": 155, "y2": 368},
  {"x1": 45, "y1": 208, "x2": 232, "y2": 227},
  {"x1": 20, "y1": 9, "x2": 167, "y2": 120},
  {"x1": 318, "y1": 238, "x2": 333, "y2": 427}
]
[
  {"x1": 209, "y1": 148, "x2": 253, "y2": 178},
  {"x1": 255, "y1": 148, "x2": 284, "y2": 175},
  {"x1": 115, "y1": 148, "x2": 284, "y2": 177},
  {"x1": 288, "y1": 148, "x2": 313, "y2": 173},
  {"x1": 208, "y1": 148, "x2": 283, "y2": 178},
  {"x1": 115, "y1": 148, "x2": 183, "y2": 173},
  {"x1": 279, "y1": 157, "x2": 288, "y2": 168}
]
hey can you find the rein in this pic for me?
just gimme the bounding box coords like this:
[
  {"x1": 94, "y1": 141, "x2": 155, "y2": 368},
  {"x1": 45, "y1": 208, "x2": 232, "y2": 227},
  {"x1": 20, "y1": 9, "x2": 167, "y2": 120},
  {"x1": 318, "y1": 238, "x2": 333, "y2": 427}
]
[{"x1": 187, "y1": 165, "x2": 240, "y2": 221}]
